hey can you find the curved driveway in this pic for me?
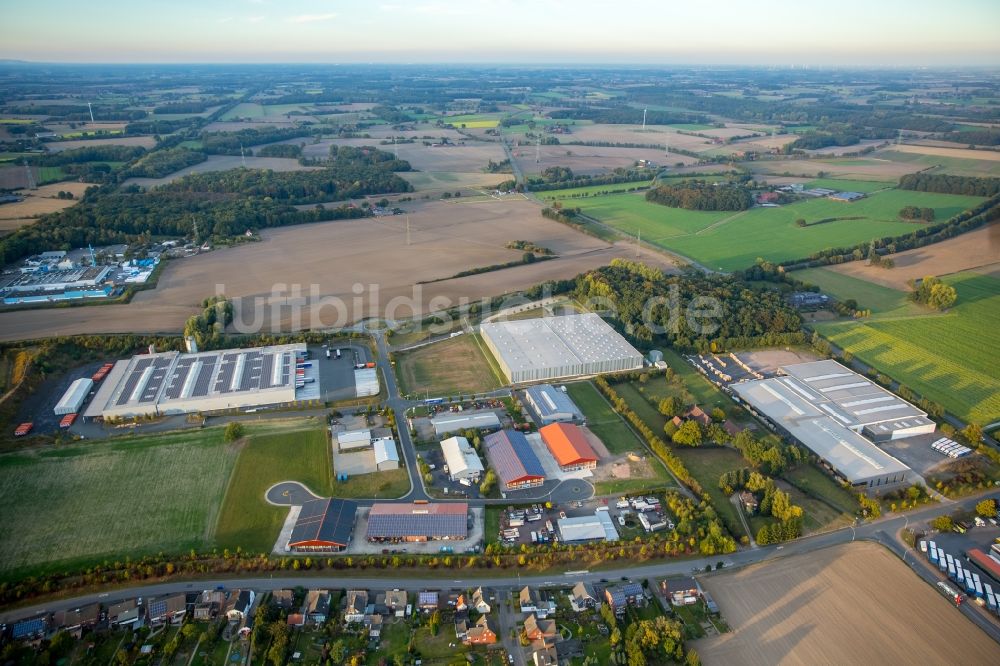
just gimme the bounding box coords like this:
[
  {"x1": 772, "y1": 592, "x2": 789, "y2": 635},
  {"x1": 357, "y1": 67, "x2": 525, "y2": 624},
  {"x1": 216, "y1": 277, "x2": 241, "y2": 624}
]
[{"x1": 265, "y1": 481, "x2": 322, "y2": 506}]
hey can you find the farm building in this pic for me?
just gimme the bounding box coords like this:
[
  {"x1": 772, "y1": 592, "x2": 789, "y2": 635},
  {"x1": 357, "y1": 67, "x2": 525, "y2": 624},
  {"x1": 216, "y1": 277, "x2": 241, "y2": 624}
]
[
  {"x1": 54, "y1": 377, "x2": 93, "y2": 415},
  {"x1": 431, "y1": 410, "x2": 501, "y2": 436},
  {"x1": 480, "y1": 313, "x2": 643, "y2": 383},
  {"x1": 366, "y1": 502, "x2": 468, "y2": 542},
  {"x1": 440, "y1": 436, "x2": 485, "y2": 481},
  {"x1": 286, "y1": 498, "x2": 358, "y2": 552},
  {"x1": 539, "y1": 423, "x2": 598, "y2": 471},
  {"x1": 731, "y1": 360, "x2": 926, "y2": 492},
  {"x1": 829, "y1": 191, "x2": 865, "y2": 202},
  {"x1": 483, "y1": 429, "x2": 546, "y2": 490},
  {"x1": 84, "y1": 343, "x2": 313, "y2": 420},
  {"x1": 374, "y1": 438, "x2": 400, "y2": 471},
  {"x1": 523, "y1": 384, "x2": 583, "y2": 424},
  {"x1": 557, "y1": 509, "x2": 619, "y2": 543}
]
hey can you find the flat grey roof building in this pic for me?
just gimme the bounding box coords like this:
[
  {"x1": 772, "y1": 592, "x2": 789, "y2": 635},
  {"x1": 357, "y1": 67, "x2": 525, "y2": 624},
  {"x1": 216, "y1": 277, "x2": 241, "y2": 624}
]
[
  {"x1": 524, "y1": 384, "x2": 583, "y2": 425},
  {"x1": 733, "y1": 370, "x2": 913, "y2": 489},
  {"x1": 557, "y1": 510, "x2": 619, "y2": 542},
  {"x1": 431, "y1": 410, "x2": 501, "y2": 436},
  {"x1": 480, "y1": 314, "x2": 643, "y2": 384}
]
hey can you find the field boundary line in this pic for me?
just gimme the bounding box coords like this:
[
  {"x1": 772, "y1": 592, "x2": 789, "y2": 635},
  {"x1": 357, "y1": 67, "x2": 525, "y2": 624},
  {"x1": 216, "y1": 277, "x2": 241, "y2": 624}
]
[{"x1": 695, "y1": 209, "x2": 750, "y2": 236}]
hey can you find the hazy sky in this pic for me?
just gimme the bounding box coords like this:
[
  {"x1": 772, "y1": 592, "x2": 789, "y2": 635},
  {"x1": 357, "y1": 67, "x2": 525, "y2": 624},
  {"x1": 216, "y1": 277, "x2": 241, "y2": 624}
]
[{"x1": 3, "y1": 0, "x2": 999, "y2": 65}]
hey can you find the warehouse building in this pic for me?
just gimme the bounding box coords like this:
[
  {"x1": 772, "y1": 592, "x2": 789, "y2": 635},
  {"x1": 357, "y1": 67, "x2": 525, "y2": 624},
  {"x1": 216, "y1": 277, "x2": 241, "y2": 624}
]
[
  {"x1": 366, "y1": 503, "x2": 468, "y2": 542},
  {"x1": 440, "y1": 436, "x2": 485, "y2": 481},
  {"x1": 84, "y1": 343, "x2": 309, "y2": 420},
  {"x1": 483, "y1": 429, "x2": 546, "y2": 490},
  {"x1": 54, "y1": 377, "x2": 93, "y2": 415},
  {"x1": 480, "y1": 313, "x2": 644, "y2": 384},
  {"x1": 431, "y1": 410, "x2": 501, "y2": 437},
  {"x1": 374, "y1": 438, "x2": 400, "y2": 471},
  {"x1": 524, "y1": 384, "x2": 583, "y2": 425},
  {"x1": 539, "y1": 423, "x2": 598, "y2": 471},
  {"x1": 558, "y1": 509, "x2": 619, "y2": 543},
  {"x1": 286, "y1": 498, "x2": 358, "y2": 552},
  {"x1": 354, "y1": 368, "x2": 379, "y2": 397},
  {"x1": 732, "y1": 360, "x2": 918, "y2": 492},
  {"x1": 337, "y1": 429, "x2": 374, "y2": 451}
]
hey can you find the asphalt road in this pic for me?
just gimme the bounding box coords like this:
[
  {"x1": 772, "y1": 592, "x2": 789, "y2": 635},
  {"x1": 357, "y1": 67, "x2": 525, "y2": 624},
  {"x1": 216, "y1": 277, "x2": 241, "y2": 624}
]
[{"x1": 7, "y1": 491, "x2": 999, "y2": 646}]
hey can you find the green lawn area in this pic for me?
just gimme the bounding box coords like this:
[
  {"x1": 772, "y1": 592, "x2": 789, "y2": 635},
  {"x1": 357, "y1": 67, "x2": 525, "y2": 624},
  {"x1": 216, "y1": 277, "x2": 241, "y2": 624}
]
[
  {"x1": 815, "y1": 271, "x2": 1000, "y2": 424},
  {"x1": 369, "y1": 620, "x2": 410, "y2": 665},
  {"x1": 411, "y1": 625, "x2": 470, "y2": 664},
  {"x1": 565, "y1": 381, "x2": 645, "y2": 455},
  {"x1": 221, "y1": 102, "x2": 314, "y2": 120},
  {"x1": 660, "y1": 349, "x2": 731, "y2": 413},
  {"x1": 215, "y1": 421, "x2": 334, "y2": 552},
  {"x1": 612, "y1": 382, "x2": 668, "y2": 432},
  {"x1": 794, "y1": 267, "x2": 923, "y2": 317},
  {"x1": 877, "y1": 149, "x2": 1000, "y2": 177},
  {"x1": 781, "y1": 462, "x2": 858, "y2": 515},
  {"x1": 574, "y1": 188, "x2": 985, "y2": 270},
  {"x1": 0, "y1": 427, "x2": 239, "y2": 575},
  {"x1": 331, "y1": 466, "x2": 410, "y2": 499},
  {"x1": 673, "y1": 446, "x2": 748, "y2": 539},
  {"x1": 395, "y1": 333, "x2": 504, "y2": 398}
]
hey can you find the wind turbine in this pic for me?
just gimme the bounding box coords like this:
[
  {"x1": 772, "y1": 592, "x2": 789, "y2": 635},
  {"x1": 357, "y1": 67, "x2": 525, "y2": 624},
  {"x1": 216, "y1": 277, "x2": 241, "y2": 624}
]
[
  {"x1": 642, "y1": 108, "x2": 647, "y2": 131},
  {"x1": 87, "y1": 102, "x2": 94, "y2": 123},
  {"x1": 240, "y1": 143, "x2": 247, "y2": 168}
]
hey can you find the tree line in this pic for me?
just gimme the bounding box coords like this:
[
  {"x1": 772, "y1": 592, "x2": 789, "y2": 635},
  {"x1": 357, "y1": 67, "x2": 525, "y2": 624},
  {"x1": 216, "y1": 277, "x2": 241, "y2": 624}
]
[
  {"x1": 645, "y1": 180, "x2": 754, "y2": 211},
  {"x1": 898, "y1": 173, "x2": 1000, "y2": 197},
  {"x1": 126, "y1": 147, "x2": 207, "y2": 178},
  {"x1": 547, "y1": 106, "x2": 709, "y2": 125}
]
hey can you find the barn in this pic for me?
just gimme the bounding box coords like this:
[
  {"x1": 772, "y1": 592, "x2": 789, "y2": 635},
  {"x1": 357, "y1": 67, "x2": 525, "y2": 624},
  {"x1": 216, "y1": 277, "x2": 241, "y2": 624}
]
[{"x1": 286, "y1": 498, "x2": 358, "y2": 552}]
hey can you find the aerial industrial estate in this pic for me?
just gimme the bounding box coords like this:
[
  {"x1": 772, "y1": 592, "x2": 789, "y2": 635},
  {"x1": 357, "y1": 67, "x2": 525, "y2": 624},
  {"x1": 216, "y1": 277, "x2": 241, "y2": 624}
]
[{"x1": 1, "y1": 6, "x2": 1000, "y2": 664}]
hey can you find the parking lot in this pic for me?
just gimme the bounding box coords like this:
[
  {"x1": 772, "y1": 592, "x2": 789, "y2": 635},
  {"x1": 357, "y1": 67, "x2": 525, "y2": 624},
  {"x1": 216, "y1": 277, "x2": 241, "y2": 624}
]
[
  {"x1": 878, "y1": 432, "x2": 962, "y2": 477},
  {"x1": 313, "y1": 342, "x2": 373, "y2": 402}
]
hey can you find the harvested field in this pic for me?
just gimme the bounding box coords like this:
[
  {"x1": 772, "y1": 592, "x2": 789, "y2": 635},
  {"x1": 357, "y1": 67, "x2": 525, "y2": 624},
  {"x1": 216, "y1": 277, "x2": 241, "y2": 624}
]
[
  {"x1": 751, "y1": 156, "x2": 918, "y2": 180},
  {"x1": 45, "y1": 135, "x2": 157, "y2": 152},
  {"x1": 400, "y1": 171, "x2": 508, "y2": 192},
  {"x1": 826, "y1": 223, "x2": 1000, "y2": 290},
  {"x1": 737, "y1": 349, "x2": 819, "y2": 374},
  {"x1": 696, "y1": 542, "x2": 1000, "y2": 665},
  {"x1": 559, "y1": 123, "x2": 712, "y2": 152},
  {"x1": 0, "y1": 197, "x2": 677, "y2": 341},
  {"x1": 0, "y1": 181, "x2": 90, "y2": 231},
  {"x1": 124, "y1": 155, "x2": 320, "y2": 188},
  {"x1": 395, "y1": 333, "x2": 502, "y2": 397},
  {"x1": 891, "y1": 143, "x2": 1000, "y2": 162},
  {"x1": 512, "y1": 144, "x2": 695, "y2": 178}
]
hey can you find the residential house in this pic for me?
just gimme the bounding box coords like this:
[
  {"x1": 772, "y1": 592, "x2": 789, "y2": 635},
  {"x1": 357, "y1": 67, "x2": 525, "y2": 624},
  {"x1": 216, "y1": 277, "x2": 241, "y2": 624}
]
[
  {"x1": 147, "y1": 594, "x2": 187, "y2": 625},
  {"x1": 604, "y1": 583, "x2": 644, "y2": 614},
  {"x1": 533, "y1": 646, "x2": 559, "y2": 666},
  {"x1": 373, "y1": 592, "x2": 390, "y2": 617},
  {"x1": 194, "y1": 590, "x2": 225, "y2": 621},
  {"x1": 739, "y1": 491, "x2": 758, "y2": 514},
  {"x1": 226, "y1": 590, "x2": 255, "y2": 625},
  {"x1": 519, "y1": 586, "x2": 555, "y2": 618},
  {"x1": 685, "y1": 406, "x2": 713, "y2": 427},
  {"x1": 568, "y1": 582, "x2": 598, "y2": 612},
  {"x1": 364, "y1": 614, "x2": 383, "y2": 639},
  {"x1": 418, "y1": 591, "x2": 439, "y2": 612},
  {"x1": 455, "y1": 617, "x2": 470, "y2": 640},
  {"x1": 385, "y1": 589, "x2": 408, "y2": 617},
  {"x1": 108, "y1": 600, "x2": 141, "y2": 627},
  {"x1": 343, "y1": 590, "x2": 368, "y2": 624},
  {"x1": 455, "y1": 594, "x2": 468, "y2": 612},
  {"x1": 524, "y1": 615, "x2": 557, "y2": 641},
  {"x1": 287, "y1": 614, "x2": 305, "y2": 627},
  {"x1": 272, "y1": 589, "x2": 295, "y2": 611},
  {"x1": 471, "y1": 587, "x2": 491, "y2": 614},
  {"x1": 661, "y1": 578, "x2": 700, "y2": 606},
  {"x1": 300, "y1": 590, "x2": 327, "y2": 624},
  {"x1": 53, "y1": 604, "x2": 100, "y2": 632},
  {"x1": 464, "y1": 616, "x2": 498, "y2": 646},
  {"x1": 11, "y1": 616, "x2": 48, "y2": 641},
  {"x1": 723, "y1": 420, "x2": 742, "y2": 438}
]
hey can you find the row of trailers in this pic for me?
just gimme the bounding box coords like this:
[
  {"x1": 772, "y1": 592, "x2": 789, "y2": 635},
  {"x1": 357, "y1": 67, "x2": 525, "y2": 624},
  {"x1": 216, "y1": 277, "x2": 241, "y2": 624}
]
[
  {"x1": 925, "y1": 540, "x2": 1000, "y2": 616},
  {"x1": 931, "y1": 437, "x2": 973, "y2": 459}
]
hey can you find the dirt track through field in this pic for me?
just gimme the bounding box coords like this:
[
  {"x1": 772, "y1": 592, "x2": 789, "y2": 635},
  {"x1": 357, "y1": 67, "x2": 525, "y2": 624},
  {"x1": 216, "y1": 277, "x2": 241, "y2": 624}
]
[
  {"x1": 0, "y1": 198, "x2": 677, "y2": 341},
  {"x1": 695, "y1": 542, "x2": 1000, "y2": 665}
]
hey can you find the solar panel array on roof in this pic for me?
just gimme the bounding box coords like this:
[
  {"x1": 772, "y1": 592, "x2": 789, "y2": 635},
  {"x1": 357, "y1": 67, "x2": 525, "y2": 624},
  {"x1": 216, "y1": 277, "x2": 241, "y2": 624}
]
[
  {"x1": 366, "y1": 503, "x2": 468, "y2": 540},
  {"x1": 115, "y1": 357, "x2": 152, "y2": 406},
  {"x1": 484, "y1": 429, "x2": 546, "y2": 488},
  {"x1": 288, "y1": 498, "x2": 358, "y2": 548},
  {"x1": 12, "y1": 617, "x2": 46, "y2": 639},
  {"x1": 147, "y1": 599, "x2": 167, "y2": 619},
  {"x1": 191, "y1": 356, "x2": 217, "y2": 396},
  {"x1": 138, "y1": 356, "x2": 173, "y2": 403},
  {"x1": 163, "y1": 357, "x2": 195, "y2": 400}
]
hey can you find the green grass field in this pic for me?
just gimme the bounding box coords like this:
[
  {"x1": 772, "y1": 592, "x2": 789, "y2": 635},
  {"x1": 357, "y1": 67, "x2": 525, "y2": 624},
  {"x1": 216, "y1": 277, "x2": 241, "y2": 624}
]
[
  {"x1": 794, "y1": 267, "x2": 923, "y2": 317},
  {"x1": 538, "y1": 179, "x2": 654, "y2": 200},
  {"x1": 816, "y1": 271, "x2": 1000, "y2": 424},
  {"x1": 573, "y1": 188, "x2": 985, "y2": 270},
  {"x1": 220, "y1": 103, "x2": 314, "y2": 120},
  {"x1": 0, "y1": 428, "x2": 238, "y2": 574},
  {"x1": 330, "y1": 467, "x2": 410, "y2": 499},
  {"x1": 781, "y1": 462, "x2": 858, "y2": 515},
  {"x1": 878, "y1": 149, "x2": 1000, "y2": 177},
  {"x1": 215, "y1": 422, "x2": 334, "y2": 552},
  {"x1": 673, "y1": 447, "x2": 748, "y2": 539},
  {"x1": 395, "y1": 334, "x2": 504, "y2": 398}
]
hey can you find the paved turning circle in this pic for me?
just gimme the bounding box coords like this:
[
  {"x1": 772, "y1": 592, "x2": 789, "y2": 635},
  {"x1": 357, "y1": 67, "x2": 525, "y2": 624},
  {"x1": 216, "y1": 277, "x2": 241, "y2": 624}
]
[{"x1": 265, "y1": 481, "x2": 322, "y2": 506}]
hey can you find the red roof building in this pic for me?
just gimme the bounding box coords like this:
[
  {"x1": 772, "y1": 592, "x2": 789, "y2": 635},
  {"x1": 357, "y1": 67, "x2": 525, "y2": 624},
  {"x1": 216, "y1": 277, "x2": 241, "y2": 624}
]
[{"x1": 539, "y1": 423, "x2": 598, "y2": 471}]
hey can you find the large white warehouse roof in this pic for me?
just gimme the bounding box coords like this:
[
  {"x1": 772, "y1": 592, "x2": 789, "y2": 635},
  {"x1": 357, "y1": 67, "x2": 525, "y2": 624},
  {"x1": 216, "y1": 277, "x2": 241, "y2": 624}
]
[{"x1": 481, "y1": 313, "x2": 643, "y2": 383}]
